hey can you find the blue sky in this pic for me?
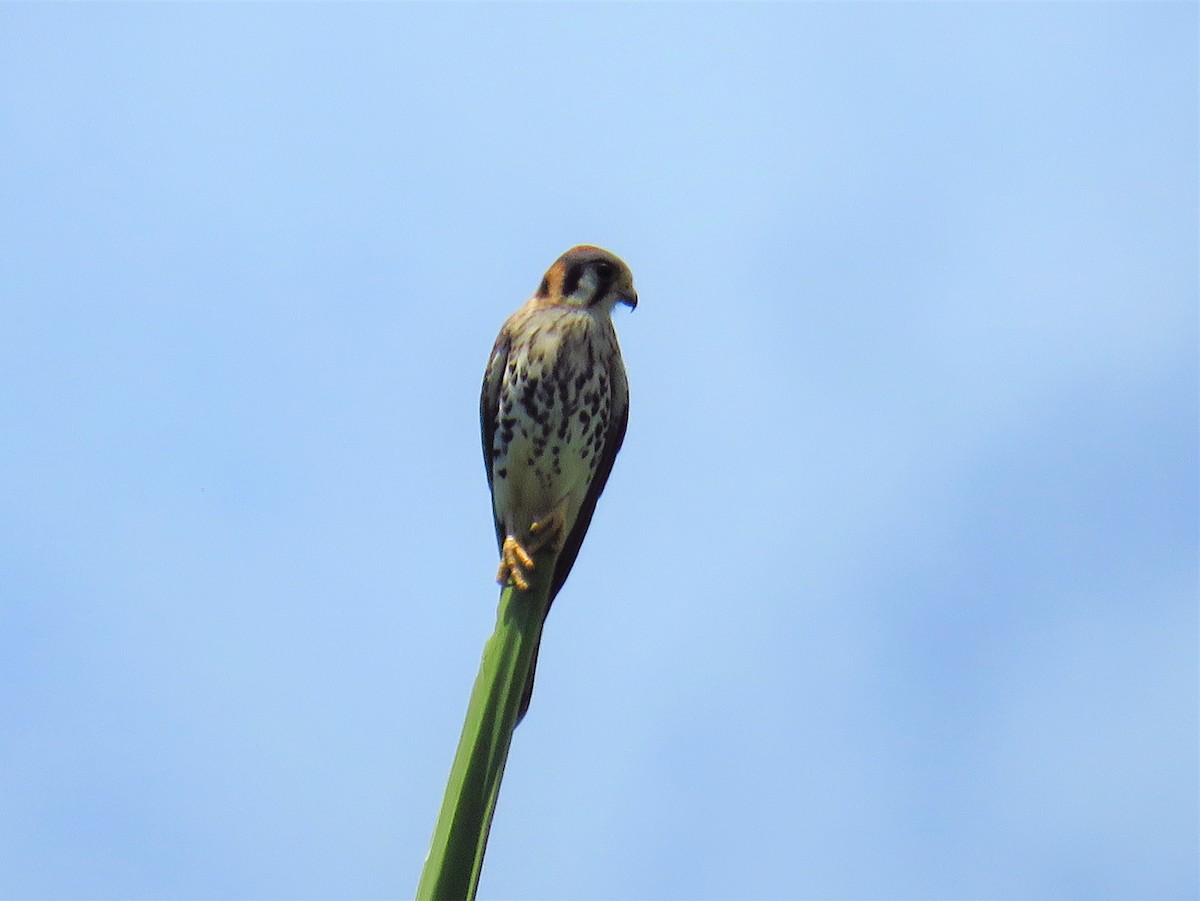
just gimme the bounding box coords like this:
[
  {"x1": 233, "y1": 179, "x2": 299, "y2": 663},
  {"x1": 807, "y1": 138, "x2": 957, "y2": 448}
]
[{"x1": 1, "y1": 4, "x2": 1195, "y2": 899}]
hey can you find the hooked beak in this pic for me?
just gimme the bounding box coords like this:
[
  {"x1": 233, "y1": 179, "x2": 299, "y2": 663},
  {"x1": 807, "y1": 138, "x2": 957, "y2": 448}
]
[{"x1": 618, "y1": 289, "x2": 638, "y2": 311}]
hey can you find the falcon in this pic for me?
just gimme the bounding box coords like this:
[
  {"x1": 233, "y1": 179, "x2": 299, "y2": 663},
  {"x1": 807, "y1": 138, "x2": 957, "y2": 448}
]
[{"x1": 480, "y1": 245, "x2": 636, "y2": 720}]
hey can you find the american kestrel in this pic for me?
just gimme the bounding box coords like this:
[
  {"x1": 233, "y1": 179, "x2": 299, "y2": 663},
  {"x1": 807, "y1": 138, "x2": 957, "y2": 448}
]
[{"x1": 480, "y1": 245, "x2": 636, "y2": 720}]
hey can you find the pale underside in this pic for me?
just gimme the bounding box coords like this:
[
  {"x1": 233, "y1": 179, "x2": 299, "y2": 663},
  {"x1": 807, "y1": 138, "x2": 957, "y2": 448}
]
[
  {"x1": 485, "y1": 305, "x2": 626, "y2": 552},
  {"x1": 493, "y1": 320, "x2": 610, "y2": 541},
  {"x1": 480, "y1": 302, "x2": 629, "y2": 718}
]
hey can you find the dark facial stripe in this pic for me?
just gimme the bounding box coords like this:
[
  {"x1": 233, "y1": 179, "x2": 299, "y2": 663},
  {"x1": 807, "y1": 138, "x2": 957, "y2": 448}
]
[
  {"x1": 589, "y1": 267, "x2": 614, "y2": 306},
  {"x1": 561, "y1": 262, "x2": 585, "y2": 298}
]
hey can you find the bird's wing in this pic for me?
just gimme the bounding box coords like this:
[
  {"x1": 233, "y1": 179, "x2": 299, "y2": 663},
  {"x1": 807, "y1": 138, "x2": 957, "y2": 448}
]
[
  {"x1": 548, "y1": 355, "x2": 630, "y2": 604},
  {"x1": 480, "y1": 329, "x2": 511, "y2": 551}
]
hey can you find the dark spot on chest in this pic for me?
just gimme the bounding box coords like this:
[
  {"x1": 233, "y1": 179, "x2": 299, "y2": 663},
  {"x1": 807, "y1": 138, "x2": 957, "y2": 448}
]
[
  {"x1": 519, "y1": 377, "x2": 541, "y2": 418},
  {"x1": 498, "y1": 415, "x2": 517, "y2": 446}
]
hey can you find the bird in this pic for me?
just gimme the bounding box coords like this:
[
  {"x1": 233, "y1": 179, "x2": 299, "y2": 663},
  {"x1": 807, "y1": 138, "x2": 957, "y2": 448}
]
[{"x1": 480, "y1": 244, "x2": 636, "y2": 722}]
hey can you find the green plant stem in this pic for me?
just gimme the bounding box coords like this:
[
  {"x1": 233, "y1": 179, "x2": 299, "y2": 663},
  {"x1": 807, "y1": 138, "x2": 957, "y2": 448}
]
[{"x1": 416, "y1": 549, "x2": 557, "y2": 901}]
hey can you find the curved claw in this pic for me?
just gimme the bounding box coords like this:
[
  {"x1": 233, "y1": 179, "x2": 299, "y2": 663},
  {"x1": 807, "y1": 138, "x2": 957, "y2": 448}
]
[
  {"x1": 496, "y1": 535, "x2": 535, "y2": 591},
  {"x1": 528, "y1": 507, "x2": 567, "y2": 552}
]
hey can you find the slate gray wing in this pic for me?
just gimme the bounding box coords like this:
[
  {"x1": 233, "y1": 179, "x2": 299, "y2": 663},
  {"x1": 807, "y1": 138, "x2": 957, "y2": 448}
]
[{"x1": 480, "y1": 331, "x2": 511, "y2": 551}]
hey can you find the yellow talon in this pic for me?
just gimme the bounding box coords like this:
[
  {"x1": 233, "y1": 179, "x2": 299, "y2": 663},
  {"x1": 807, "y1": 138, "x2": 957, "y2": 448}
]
[
  {"x1": 528, "y1": 507, "x2": 567, "y2": 552},
  {"x1": 497, "y1": 535, "x2": 535, "y2": 590}
]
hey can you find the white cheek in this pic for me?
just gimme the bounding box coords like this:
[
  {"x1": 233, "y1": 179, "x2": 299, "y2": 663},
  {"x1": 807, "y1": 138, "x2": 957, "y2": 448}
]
[{"x1": 567, "y1": 270, "x2": 601, "y2": 305}]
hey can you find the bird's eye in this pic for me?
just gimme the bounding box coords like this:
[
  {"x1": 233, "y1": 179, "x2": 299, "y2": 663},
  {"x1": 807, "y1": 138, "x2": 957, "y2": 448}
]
[{"x1": 594, "y1": 260, "x2": 615, "y2": 278}]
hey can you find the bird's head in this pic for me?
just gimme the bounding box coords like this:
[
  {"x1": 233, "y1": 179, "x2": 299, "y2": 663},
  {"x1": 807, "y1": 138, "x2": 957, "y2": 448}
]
[{"x1": 536, "y1": 245, "x2": 638, "y2": 313}]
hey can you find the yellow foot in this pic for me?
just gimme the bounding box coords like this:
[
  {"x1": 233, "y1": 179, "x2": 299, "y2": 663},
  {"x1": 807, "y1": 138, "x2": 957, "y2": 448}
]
[
  {"x1": 496, "y1": 535, "x2": 535, "y2": 591},
  {"x1": 529, "y1": 508, "x2": 567, "y2": 553}
]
